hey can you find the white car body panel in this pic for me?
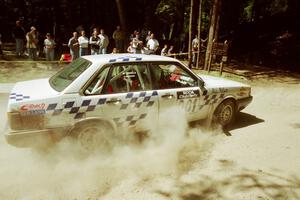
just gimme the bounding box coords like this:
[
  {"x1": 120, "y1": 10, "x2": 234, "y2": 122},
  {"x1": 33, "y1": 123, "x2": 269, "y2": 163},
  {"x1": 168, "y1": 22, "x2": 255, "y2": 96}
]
[{"x1": 5, "y1": 54, "x2": 252, "y2": 147}]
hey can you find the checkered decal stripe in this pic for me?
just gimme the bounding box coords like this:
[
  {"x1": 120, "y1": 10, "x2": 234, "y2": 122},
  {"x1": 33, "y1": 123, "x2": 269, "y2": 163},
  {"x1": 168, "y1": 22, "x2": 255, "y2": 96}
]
[
  {"x1": 46, "y1": 99, "x2": 100, "y2": 119},
  {"x1": 203, "y1": 93, "x2": 225, "y2": 105},
  {"x1": 120, "y1": 91, "x2": 158, "y2": 110},
  {"x1": 113, "y1": 113, "x2": 147, "y2": 126},
  {"x1": 9, "y1": 93, "x2": 30, "y2": 101},
  {"x1": 109, "y1": 56, "x2": 142, "y2": 63},
  {"x1": 45, "y1": 91, "x2": 158, "y2": 120}
]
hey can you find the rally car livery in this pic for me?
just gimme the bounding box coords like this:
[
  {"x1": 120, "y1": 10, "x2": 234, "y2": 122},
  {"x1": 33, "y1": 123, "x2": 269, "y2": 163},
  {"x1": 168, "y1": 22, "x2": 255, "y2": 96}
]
[{"x1": 5, "y1": 54, "x2": 252, "y2": 148}]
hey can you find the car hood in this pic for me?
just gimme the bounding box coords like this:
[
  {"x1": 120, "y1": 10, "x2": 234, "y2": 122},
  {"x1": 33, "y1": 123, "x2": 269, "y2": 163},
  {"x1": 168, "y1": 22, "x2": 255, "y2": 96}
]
[
  {"x1": 8, "y1": 78, "x2": 59, "y2": 104},
  {"x1": 198, "y1": 74, "x2": 250, "y2": 89}
]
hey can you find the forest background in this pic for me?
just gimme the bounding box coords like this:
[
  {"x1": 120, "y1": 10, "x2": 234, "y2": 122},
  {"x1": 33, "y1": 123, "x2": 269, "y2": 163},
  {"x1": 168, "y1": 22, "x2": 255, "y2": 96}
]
[{"x1": 0, "y1": 0, "x2": 299, "y2": 71}]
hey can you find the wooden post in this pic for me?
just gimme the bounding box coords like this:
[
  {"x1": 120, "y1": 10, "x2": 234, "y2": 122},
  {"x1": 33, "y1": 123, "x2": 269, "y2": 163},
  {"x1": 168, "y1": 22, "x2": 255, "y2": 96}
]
[
  {"x1": 212, "y1": 41, "x2": 228, "y2": 76},
  {"x1": 214, "y1": 0, "x2": 222, "y2": 42},
  {"x1": 219, "y1": 61, "x2": 223, "y2": 76},
  {"x1": 188, "y1": 0, "x2": 194, "y2": 68},
  {"x1": 204, "y1": 0, "x2": 221, "y2": 71},
  {"x1": 115, "y1": 0, "x2": 127, "y2": 32},
  {"x1": 196, "y1": 0, "x2": 202, "y2": 69}
]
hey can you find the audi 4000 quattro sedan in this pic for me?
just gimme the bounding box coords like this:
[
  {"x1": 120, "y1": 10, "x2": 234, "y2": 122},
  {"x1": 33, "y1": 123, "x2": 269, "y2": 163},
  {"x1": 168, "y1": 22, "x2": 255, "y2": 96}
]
[{"x1": 5, "y1": 54, "x2": 252, "y2": 148}]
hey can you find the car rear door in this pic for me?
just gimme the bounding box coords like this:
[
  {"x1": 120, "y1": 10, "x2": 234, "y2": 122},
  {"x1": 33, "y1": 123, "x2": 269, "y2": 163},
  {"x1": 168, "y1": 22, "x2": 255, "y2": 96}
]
[{"x1": 81, "y1": 62, "x2": 159, "y2": 131}]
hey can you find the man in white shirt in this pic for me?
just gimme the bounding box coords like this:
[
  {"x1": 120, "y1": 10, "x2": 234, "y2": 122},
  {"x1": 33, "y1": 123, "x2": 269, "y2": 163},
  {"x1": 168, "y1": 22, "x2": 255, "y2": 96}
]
[
  {"x1": 146, "y1": 33, "x2": 159, "y2": 54},
  {"x1": 44, "y1": 33, "x2": 56, "y2": 61},
  {"x1": 78, "y1": 30, "x2": 89, "y2": 56}
]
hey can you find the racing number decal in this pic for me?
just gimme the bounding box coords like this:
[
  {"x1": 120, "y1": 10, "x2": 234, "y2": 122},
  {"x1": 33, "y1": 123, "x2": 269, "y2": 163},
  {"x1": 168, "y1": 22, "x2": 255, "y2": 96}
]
[{"x1": 176, "y1": 90, "x2": 202, "y2": 113}]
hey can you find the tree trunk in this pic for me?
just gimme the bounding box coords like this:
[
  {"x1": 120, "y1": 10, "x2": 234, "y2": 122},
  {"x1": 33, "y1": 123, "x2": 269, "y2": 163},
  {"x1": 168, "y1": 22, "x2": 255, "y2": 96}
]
[
  {"x1": 196, "y1": 0, "x2": 202, "y2": 69},
  {"x1": 214, "y1": 0, "x2": 222, "y2": 42},
  {"x1": 56, "y1": 0, "x2": 72, "y2": 38},
  {"x1": 115, "y1": 0, "x2": 127, "y2": 32},
  {"x1": 188, "y1": 0, "x2": 194, "y2": 68},
  {"x1": 204, "y1": 0, "x2": 221, "y2": 71}
]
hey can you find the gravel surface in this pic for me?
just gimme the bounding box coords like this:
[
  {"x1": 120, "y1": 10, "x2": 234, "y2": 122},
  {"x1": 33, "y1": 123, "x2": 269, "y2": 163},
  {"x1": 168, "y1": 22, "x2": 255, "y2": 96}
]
[{"x1": 0, "y1": 64, "x2": 300, "y2": 199}]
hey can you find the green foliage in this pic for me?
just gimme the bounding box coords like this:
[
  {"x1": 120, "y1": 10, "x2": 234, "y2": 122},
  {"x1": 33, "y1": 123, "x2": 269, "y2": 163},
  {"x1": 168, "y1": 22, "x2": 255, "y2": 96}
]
[
  {"x1": 242, "y1": 0, "x2": 289, "y2": 22},
  {"x1": 155, "y1": 0, "x2": 176, "y2": 23},
  {"x1": 243, "y1": 0, "x2": 254, "y2": 22},
  {"x1": 267, "y1": 0, "x2": 288, "y2": 15}
]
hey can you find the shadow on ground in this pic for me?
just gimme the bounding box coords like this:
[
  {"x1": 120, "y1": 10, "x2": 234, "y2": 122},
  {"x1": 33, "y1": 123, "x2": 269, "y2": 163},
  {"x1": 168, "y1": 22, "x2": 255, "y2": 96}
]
[
  {"x1": 232, "y1": 112, "x2": 264, "y2": 130},
  {"x1": 224, "y1": 112, "x2": 264, "y2": 136}
]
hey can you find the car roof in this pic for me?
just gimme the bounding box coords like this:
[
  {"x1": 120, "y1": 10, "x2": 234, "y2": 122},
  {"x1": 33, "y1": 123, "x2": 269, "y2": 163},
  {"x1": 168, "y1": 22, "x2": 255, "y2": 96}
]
[{"x1": 81, "y1": 53, "x2": 179, "y2": 64}]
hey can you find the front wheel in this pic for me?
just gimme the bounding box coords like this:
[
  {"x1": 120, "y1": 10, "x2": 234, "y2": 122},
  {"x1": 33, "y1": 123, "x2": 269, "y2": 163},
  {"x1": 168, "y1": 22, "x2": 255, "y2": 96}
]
[{"x1": 213, "y1": 99, "x2": 236, "y2": 128}]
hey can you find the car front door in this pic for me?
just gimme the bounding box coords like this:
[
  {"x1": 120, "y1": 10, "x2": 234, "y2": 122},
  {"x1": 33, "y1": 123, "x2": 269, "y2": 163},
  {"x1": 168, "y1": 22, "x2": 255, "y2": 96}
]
[{"x1": 149, "y1": 62, "x2": 208, "y2": 122}]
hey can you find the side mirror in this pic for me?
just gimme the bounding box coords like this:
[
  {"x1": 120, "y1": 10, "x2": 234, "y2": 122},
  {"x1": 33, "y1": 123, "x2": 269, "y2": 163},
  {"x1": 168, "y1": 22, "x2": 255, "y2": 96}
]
[
  {"x1": 198, "y1": 79, "x2": 204, "y2": 88},
  {"x1": 198, "y1": 80, "x2": 207, "y2": 95}
]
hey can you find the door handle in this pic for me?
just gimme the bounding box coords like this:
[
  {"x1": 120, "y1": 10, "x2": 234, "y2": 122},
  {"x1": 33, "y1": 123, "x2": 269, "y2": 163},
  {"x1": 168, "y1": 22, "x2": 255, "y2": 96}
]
[
  {"x1": 106, "y1": 98, "x2": 122, "y2": 105},
  {"x1": 161, "y1": 94, "x2": 174, "y2": 99}
]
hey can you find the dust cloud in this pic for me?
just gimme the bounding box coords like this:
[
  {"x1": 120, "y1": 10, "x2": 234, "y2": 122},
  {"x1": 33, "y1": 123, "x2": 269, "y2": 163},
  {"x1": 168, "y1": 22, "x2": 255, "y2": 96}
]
[{"x1": 0, "y1": 107, "x2": 220, "y2": 200}]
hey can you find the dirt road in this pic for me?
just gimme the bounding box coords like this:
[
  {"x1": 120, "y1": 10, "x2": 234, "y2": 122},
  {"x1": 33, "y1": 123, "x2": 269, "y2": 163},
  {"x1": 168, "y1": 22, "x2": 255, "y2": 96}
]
[{"x1": 0, "y1": 76, "x2": 299, "y2": 200}]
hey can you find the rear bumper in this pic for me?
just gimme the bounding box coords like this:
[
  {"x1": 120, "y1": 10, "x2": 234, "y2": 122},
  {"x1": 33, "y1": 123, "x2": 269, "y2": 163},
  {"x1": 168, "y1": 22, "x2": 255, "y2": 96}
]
[
  {"x1": 4, "y1": 127, "x2": 71, "y2": 148},
  {"x1": 236, "y1": 96, "x2": 253, "y2": 111}
]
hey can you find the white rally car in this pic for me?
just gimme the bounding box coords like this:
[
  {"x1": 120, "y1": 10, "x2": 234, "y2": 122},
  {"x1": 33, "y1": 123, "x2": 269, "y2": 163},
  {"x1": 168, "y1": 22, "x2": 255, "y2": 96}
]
[{"x1": 5, "y1": 54, "x2": 252, "y2": 148}]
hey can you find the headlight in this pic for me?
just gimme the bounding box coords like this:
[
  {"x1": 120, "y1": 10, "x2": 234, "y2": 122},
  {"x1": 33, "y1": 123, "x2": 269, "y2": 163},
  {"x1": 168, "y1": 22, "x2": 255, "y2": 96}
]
[{"x1": 238, "y1": 87, "x2": 251, "y2": 97}]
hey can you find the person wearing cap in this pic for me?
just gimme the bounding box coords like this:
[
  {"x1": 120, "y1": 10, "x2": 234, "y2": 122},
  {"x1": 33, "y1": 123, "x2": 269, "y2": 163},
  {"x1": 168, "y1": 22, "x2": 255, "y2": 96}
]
[
  {"x1": 44, "y1": 33, "x2": 56, "y2": 61},
  {"x1": 26, "y1": 26, "x2": 39, "y2": 60}
]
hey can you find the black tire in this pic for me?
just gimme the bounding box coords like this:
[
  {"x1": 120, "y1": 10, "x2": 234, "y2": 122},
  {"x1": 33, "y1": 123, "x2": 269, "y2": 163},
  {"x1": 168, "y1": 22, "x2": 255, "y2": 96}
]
[
  {"x1": 72, "y1": 120, "x2": 115, "y2": 153},
  {"x1": 213, "y1": 99, "x2": 236, "y2": 128}
]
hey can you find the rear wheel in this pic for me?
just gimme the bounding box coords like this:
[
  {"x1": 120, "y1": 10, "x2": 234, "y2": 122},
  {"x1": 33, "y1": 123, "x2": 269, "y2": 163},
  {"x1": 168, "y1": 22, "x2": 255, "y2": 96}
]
[
  {"x1": 72, "y1": 120, "x2": 115, "y2": 153},
  {"x1": 213, "y1": 99, "x2": 236, "y2": 128}
]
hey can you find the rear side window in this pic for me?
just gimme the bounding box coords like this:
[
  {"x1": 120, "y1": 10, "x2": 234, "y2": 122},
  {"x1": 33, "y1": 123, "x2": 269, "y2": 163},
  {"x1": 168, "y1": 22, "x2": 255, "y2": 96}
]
[
  {"x1": 84, "y1": 67, "x2": 110, "y2": 95},
  {"x1": 50, "y1": 58, "x2": 91, "y2": 92},
  {"x1": 103, "y1": 63, "x2": 151, "y2": 94}
]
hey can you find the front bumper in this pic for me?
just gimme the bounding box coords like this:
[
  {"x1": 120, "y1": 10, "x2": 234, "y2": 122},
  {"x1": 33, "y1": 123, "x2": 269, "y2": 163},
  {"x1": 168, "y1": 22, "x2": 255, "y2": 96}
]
[
  {"x1": 236, "y1": 96, "x2": 253, "y2": 111},
  {"x1": 5, "y1": 127, "x2": 71, "y2": 148}
]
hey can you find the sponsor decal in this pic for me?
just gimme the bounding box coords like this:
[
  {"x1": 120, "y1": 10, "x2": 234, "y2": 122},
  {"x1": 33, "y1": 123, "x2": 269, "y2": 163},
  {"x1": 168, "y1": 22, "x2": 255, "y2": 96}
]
[
  {"x1": 19, "y1": 103, "x2": 46, "y2": 116},
  {"x1": 20, "y1": 103, "x2": 45, "y2": 111},
  {"x1": 177, "y1": 90, "x2": 200, "y2": 99},
  {"x1": 20, "y1": 110, "x2": 46, "y2": 116}
]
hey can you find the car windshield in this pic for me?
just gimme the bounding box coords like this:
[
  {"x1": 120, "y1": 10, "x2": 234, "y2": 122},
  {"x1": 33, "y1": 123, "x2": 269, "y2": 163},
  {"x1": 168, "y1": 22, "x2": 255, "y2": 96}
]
[{"x1": 49, "y1": 58, "x2": 91, "y2": 92}]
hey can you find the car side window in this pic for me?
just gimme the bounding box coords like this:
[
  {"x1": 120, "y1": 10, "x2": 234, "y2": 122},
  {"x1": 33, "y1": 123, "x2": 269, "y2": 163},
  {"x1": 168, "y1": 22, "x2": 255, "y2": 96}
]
[
  {"x1": 149, "y1": 63, "x2": 198, "y2": 89},
  {"x1": 85, "y1": 67, "x2": 109, "y2": 95},
  {"x1": 103, "y1": 63, "x2": 152, "y2": 94}
]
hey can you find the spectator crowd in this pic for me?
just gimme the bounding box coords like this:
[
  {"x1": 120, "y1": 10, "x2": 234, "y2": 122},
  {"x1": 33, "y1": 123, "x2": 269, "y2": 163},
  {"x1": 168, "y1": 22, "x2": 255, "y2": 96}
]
[{"x1": 8, "y1": 20, "x2": 184, "y2": 62}]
